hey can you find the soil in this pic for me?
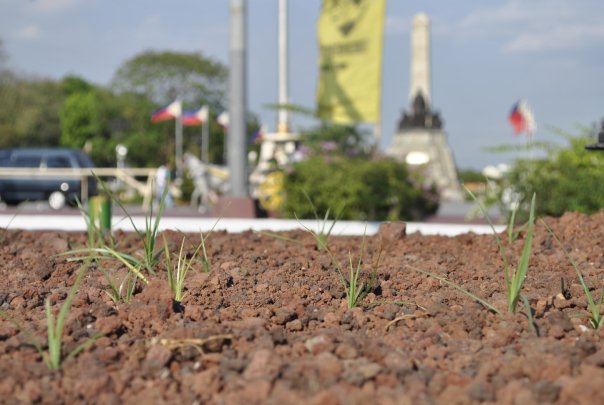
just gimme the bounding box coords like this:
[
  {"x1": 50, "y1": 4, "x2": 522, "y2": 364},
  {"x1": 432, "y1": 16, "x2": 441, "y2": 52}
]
[{"x1": 1, "y1": 211, "x2": 604, "y2": 404}]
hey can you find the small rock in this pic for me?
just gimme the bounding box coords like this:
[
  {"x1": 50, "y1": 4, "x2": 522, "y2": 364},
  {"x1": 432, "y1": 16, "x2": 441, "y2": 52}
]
[
  {"x1": 342, "y1": 357, "x2": 382, "y2": 386},
  {"x1": 243, "y1": 349, "x2": 281, "y2": 380},
  {"x1": 143, "y1": 345, "x2": 172, "y2": 375},
  {"x1": 286, "y1": 319, "x2": 303, "y2": 331},
  {"x1": 273, "y1": 308, "x2": 296, "y2": 325},
  {"x1": 585, "y1": 350, "x2": 604, "y2": 367},
  {"x1": 377, "y1": 222, "x2": 407, "y2": 242},
  {"x1": 468, "y1": 380, "x2": 495, "y2": 402},
  {"x1": 305, "y1": 335, "x2": 333, "y2": 354},
  {"x1": 335, "y1": 342, "x2": 358, "y2": 359},
  {"x1": 533, "y1": 380, "x2": 561, "y2": 402},
  {"x1": 323, "y1": 312, "x2": 340, "y2": 325},
  {"x1": 94, "y1": 315, "x2": 122, "y2": 335},
  {"x1": 315, "y1": 352, "x2": 343, "y2": 384},
  {"x1": 553, "y1": 296, "x2": 572, "y2": 309}
]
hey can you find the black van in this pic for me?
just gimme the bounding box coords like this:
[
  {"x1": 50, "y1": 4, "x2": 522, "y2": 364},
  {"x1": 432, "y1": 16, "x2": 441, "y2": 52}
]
[{"x1": 0, "y1": 148, "x2": 97, "y2": 209}]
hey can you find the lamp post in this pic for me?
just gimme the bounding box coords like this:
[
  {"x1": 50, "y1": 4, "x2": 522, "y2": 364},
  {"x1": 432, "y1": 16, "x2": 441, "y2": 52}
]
[
  {"x1": 228, "y1": 0, "x2": 247, "y2": 197},
  {"x1": 586, "y1": 121, "x2": 604, "y2": 151}
]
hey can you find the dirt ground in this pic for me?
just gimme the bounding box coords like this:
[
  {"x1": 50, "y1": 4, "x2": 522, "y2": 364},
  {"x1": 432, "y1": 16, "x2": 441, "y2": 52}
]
[{"x1": 1, "y1": 210, "x2": 604, "y2": 404}]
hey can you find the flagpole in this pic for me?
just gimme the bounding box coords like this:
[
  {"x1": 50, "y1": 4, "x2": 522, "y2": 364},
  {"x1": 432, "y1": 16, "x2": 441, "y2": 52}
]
[
  {"x1": 175, "y1": 108, "x2": 183, "y2": 179},
  {"x1": 374, "y1": 120, "x2": 382, "y2": 153},
  {"x1": 278, "y1": 0, "x2": 289, "y2": 133},
  {"x1": 202, "y1": 111, "x2": 209, "y2": 163}
]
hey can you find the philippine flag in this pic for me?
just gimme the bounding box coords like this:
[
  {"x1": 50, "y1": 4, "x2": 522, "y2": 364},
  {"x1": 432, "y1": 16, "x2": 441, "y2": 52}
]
[
  {"x1": 216, "y1": 111, "x2": 229, "y2": 129},
  {"x1": 182, "y1": 105, "x2": 209, "y2": 126},
  {"x1": 151, "y1": 100, "x2": 182, "y2": 123},
  {"x1": 508, "y1": 100, "x2": 536, "y2": 136}
]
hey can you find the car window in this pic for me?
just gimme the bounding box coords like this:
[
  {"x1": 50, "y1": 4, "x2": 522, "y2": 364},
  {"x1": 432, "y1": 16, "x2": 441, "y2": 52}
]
[
  {"x1": 75, "y1": 152, "x2": 95, "y2": 168},
  {"x1": 46, "y1": 156, "x2": 72, "y2": 168},
  {"x1": 13, "y1": 156, "x2": 42, "y2": 168}
]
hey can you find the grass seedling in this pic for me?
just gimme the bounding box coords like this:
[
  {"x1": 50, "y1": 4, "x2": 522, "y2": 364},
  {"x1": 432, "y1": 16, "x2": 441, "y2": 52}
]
[
  {"x1": 0, "y1": 262, "x2": 102, "y2": 369},
  {"x1": 163, "y1": 236, "x2": 202, "y2": 302},
  {"x1": 99, "y1": 267, "x2": 138, "y2": 304},
  {"x1": 0, "y1": 203, "x2": 25, "y2": 243},
  {"x1": 542, "y1": 220, "x2": 604, "y2": 329},
  {"x1": 163, "y1": 218, "x2": 220, "y2": 302},
  {"x1": 96, "y1": 174, "x2": 167, "y2": 274},
  {"x1": 300, "y1": 190, "x2": 339, "y2": 251},
  {"x1": 62, "y1": 177, "x2": 167, "y2": 287},
  {"x1": 467, "y1": 188, "x2": 536, "y2": 313},
  {"x1": 305, "y1": 225, "x2": 378, "y2": 309},
  {"x1": 407, "y1": 264, "x2": 501, "y2": 314},
  {"x1": 406, "y1": 190, "x2": 537, "y2": 324},
  {"x1": 74, "y1": 197, "x2": 110, "y2": 250}
]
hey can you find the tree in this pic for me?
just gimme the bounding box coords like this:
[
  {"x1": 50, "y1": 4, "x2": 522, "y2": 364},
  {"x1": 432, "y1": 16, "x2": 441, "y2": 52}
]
[
  {"x1": 111, "y1": 50, "x2": 227, "y2": 108},
  {"x1": 60, "y1": 91, "x2": 103, "y2": 148},
  {"x1": 0, "y1": 75, "x2": 64, "y2": 148}
]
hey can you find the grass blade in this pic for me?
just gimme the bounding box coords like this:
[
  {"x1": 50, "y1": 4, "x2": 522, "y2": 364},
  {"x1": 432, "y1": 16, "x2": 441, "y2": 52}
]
[{"x1": 407, "y1": 264, "x2": 501, "y2": 314}]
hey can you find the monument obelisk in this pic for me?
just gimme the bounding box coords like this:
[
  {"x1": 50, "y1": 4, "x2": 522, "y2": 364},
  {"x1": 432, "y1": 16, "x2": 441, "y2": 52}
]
[
  {"x1": 410, "y1": 13, "x2": 431, "y2": 107},
  {"x1": 386, "y1": 12, "x2": 462, "y2": 201}
]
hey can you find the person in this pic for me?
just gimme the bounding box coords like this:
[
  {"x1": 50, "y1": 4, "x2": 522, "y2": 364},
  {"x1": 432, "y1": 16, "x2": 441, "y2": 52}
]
[{"x1": 155, "y1": 161, "x2": 174, "y2": 207}]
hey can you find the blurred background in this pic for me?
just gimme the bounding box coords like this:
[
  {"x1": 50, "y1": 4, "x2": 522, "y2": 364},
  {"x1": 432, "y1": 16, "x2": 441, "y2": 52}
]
[{"x1": 0, "y1": 0, "x2": 602, "y2": 223}]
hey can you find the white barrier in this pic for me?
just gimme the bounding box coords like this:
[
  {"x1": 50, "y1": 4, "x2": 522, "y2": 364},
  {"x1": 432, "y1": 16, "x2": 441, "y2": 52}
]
[{"x1": 0, "y1": 214, "x2": 504, "y2": 236}]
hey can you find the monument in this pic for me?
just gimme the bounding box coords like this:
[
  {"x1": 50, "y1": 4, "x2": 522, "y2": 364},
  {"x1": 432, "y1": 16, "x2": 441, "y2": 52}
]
[{"x1": 386, "y1": 13, "x2": 462, "y2": 201}]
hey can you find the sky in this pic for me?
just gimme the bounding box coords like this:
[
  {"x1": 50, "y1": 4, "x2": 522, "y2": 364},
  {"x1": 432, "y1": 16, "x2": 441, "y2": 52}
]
[{"x1": 1, "y1": 0, "x2": 603, "y2": 170}]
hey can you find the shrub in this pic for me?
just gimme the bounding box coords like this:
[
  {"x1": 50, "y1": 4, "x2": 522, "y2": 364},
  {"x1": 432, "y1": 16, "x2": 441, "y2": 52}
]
[
  {"x1": 503, "y1": 130, "x2": 604, "y2": 219},
  {"x1": 282, "y1": 155, "x2": 439, "y2": 221}
]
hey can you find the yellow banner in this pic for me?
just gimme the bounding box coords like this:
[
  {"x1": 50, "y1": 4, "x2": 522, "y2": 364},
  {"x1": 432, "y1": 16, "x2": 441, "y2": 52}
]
[{"x1": 316, "y1": 0, "x2": 386, "y2": 124}]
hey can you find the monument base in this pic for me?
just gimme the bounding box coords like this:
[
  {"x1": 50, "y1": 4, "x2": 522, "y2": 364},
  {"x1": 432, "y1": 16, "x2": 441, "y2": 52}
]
[{"x1": 212, "y1": 196, "x2": 257, "y2": 218}]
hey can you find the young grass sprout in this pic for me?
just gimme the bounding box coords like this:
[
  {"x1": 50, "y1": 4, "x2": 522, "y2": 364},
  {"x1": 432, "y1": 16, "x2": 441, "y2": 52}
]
[
  {"x1": 164, "y1": 236, "x2": 202, "y2": 302},
  {"x1": 0, "y1": 262, "x2": 102, "y2": 369},
  {"x1": 305, "y1": 225, "x2": 378, "y2": 309},
  {"x1": 407, "y1": 191, "x2": 537, "y2": 329},
  {"x1": 99, "y1": 267, "x2": 138, "y2": 304},
  {"x1": 301, "y1": 190, "x2": 339, "y2": 251},
  {"x1": 543, "y1": 220, "x2": 604, "y2": 329},
  {"x1": 467, "y1": 188, "x2": 537, "y2": 313},
  {"x1": 61, "y1": 177, "x2": 168, "y2": 296},
  {"x1": 163, "y1": 218, "x2": 220, "y2": 302},
  {"x1": 101, "y1": 177, "x2": 167, "y2": 274}
]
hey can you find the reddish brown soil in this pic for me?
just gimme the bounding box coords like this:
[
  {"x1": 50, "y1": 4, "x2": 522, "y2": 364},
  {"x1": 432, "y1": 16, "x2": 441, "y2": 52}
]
[{"x1": 1, "y1": 211, "x2": 604, "y2": 404}]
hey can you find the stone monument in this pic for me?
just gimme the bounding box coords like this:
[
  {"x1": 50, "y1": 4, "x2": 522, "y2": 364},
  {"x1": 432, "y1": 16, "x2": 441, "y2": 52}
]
[{"x1": 386, "y1": 13, "x2": 462, "y2": 201}]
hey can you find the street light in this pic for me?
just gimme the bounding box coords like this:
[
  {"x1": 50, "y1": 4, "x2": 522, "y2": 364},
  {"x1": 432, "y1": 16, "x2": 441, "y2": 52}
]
[{"x1": 586, "y1": 121, "x2": 604, "y2": 151}]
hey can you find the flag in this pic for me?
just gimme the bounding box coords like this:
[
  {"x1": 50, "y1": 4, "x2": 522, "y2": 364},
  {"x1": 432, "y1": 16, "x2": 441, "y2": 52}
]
[
  {"x1": 151, "y1": 100, "x2": 182, "y2": 123},
  {"x1": 251, "y1": 125, "x2": 266, "y2": 143},
  {"x1": 217, "y1": 111, "x2": 229, "y2": 129},
  {"x1": 508, "y1": 100, "x2": 536, "y2": 136},
  {"x1": 316, "y1": 0, "x2": 386, "y2": 124},
  {"x1": 182, "y1": 105, "x2": 209, "y2": 126}
]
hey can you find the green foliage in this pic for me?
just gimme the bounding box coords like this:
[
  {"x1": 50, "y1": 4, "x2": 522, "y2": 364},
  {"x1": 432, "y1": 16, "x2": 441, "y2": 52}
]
[
  {"x1": 111, "y1": 50, "x2": 227, "y2": 107},
  {"x1": 458, "y1": 168, "x2": 485, "y2": 184},
  {"x1": 501, "y1": 128, "x2": 604, "y2": 219},
  {"x1": 60, "y1": 91, "x2": 104, "y2": 148},
  {"x1": 61, "y1": 75, "x2": 94, "y2": 96},
  {"x1": 0, "y1": 49, "x2": 230, "y2": 169},
  {"x1": 0, "y1": 74, "x2": 64, "y2": 148},
  {"x1": 282, "y1": 156, "x2": 439, "y2": 221},
  {"x1": 301, "y1": 123, "x2": 371, "y2": 157}
]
